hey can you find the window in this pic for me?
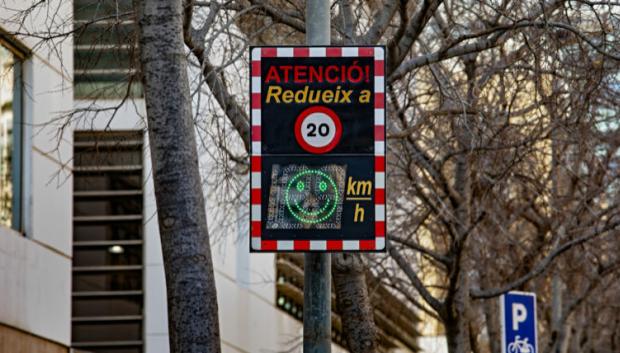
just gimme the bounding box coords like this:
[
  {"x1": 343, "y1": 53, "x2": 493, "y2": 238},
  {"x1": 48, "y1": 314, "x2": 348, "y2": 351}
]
[
  {"x1": 72, "y1": 131, "x2": 144, "y2": 353},
  {"x1": 0, "y1": 35, "x2": 24, "y2": 231},
  {"x1": 73, "y1": 0, "x2": 142, "y2": 99}
]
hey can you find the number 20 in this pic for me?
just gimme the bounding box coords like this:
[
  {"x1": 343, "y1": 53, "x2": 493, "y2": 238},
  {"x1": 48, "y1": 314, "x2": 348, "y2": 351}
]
[{"x1": 307, "y1": 123, "x2": 329, "y2": 137}]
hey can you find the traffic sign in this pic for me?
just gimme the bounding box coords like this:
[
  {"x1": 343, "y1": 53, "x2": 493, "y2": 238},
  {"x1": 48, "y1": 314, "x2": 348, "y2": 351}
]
[
  {"x1": 295, "y1": 106, "x2": 342, "y2": 154},
  {"x1": 249, "y1": 46, "x2": 386, "y2": 252},
  {"x1": 500, "y1": 291, "x2": 538, "y2": 353}
]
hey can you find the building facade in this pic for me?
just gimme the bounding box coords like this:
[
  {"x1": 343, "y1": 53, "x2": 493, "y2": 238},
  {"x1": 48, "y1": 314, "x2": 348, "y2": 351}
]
[{"x1": 0, "y1": 1, "x2": 73, "y2": 351}]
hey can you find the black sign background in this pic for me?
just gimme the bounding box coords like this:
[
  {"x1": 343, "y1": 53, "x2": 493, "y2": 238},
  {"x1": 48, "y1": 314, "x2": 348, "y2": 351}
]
[
  {"x1": 252, "y1": 47, "x2": 385, "y2": 249},
  {"x1": 261, "y1": 156, "x2": 375, "y2": 240},
  {"x1": 261, "y1": 57, "x2": 375, "y2": 155}
]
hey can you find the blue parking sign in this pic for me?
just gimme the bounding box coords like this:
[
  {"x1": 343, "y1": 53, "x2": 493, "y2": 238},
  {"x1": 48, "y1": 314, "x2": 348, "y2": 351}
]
[{"x1": 500, "y1": 291, "x2": 537, "y2": 353}]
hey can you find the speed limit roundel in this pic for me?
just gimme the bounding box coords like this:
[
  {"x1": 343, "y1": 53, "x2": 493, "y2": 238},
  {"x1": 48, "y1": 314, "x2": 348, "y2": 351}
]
[{"x1": 294, "y1": 106, "x2": 342, "y2": 154}]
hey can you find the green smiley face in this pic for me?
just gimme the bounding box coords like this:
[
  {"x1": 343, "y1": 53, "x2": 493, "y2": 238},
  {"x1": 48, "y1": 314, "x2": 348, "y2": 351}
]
[{"x1": 284, "y1": 169, "x2": 339, "y2": 224}]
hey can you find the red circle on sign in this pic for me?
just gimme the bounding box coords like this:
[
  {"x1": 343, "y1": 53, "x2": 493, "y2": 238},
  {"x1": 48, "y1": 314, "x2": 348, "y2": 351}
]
[{"x1": 294, "y1": 106, "x2": 342, "y2": 154}]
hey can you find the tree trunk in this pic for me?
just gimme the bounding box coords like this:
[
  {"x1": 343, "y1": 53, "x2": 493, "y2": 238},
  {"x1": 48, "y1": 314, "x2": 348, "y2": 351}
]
[
  {"x1": 445, "y1": 315, "x2": 471, "y2": 353},
  {"x1": 134, "y1": 0, "x2": 221, "y2": 352},
  {"x1": 549, "y1": 274, "x2": 564, "y2": 353},
  {"x1": 332, "y1": 253, "x2": 378, "y2": 353},
  {"x1": 480, "y1": 272, "x2": 501, "y2": 353},
  {"x1": 482, "y1": 296, "x2": 500, "y2": 353},
  {"x1": 469, "y1": 321, "x2": 480, "y2": 353},
  {"x1": 445, "y1": 56, "x2": 476, "y2": 353}
]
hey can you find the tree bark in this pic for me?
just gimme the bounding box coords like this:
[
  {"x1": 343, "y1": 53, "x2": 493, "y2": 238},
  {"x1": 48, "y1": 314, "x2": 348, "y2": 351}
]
[
  {"x1": 134, "y1": 0, "x2": 221, "y2": 352},
  {"x1": 445, "y1": 55, "x2": 476, "y2": 353},
  {"x1": 332, "y1": 254, "x2": 378, "y2": 353},
  {"x1": 480, "y1": 271, "x2": 501, "y2": 353},
  {"x1": 445, "y1": 315, "x2": 471, "y2": 353}
]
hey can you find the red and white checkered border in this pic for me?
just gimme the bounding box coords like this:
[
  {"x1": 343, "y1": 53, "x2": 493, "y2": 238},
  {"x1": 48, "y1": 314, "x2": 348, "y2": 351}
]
[{"x1": 250, "y1": 46, "x2": 386, "y2": 252}]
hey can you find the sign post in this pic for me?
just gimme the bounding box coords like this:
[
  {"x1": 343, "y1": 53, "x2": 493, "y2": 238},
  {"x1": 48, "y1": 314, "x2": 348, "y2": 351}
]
[
  {"x1": 500, "y1": 291, "x2": 538, "y2": 353},
  {"x1": 304, "y1": 0, "x2": 332, "y2": 351},
  {"x1": 249, "y1": 3, "x2": 385, "y2": 352}
]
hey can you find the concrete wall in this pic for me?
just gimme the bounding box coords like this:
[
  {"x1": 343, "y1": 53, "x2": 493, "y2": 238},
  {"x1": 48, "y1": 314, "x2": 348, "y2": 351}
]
[
  {"x1": 0, "y1": 227, "x2": 70, "y2": 347},
  {"x1": 0, "y1": 0, "x2": 73, "y2": 348}
]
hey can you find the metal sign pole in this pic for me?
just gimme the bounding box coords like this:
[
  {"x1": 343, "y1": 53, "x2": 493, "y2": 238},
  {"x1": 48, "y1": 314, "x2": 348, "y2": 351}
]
[
  {"x1": 303, "y1": 252, "x2": 331, "y2": 352},
  {"x1": 303, "y1": 0, "x2": 331, "y2": 352}
]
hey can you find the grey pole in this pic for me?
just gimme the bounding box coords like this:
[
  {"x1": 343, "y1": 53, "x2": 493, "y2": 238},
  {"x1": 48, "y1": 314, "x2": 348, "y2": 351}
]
[
  {"x1": 306, "y1": 0, "x2": 331, "y2": 46},
  {"x1": 303, "y1": 253, "x2": 331, "y2": 353},
  {"x1": 304, "y1": 0, "x2": 332, "y2": 352}
]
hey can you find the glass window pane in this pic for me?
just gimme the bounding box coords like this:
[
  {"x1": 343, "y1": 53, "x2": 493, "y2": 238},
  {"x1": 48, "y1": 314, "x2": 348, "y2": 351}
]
[
  {"x1": 74, "y1": 222, "x2": 142, "y2": 242},
  {"x1": 73, "y1": 271, "x2": 142, "y2": 292},
  {"x1": 74, "y1": 149, "x2": 142, "y2": 167},
  {"x1": 73, "y1": 0, "x2": 142, "y2": 99},
  {"x1": 77, "y1": 348, "x2": 142, "y2": 353},
  {"x1": 73, "y1": 246, "x2": 142, "y2": 267},
  {"x1": 75, "y1": 50, "x2": 135, "y2": 74},
  {"x1": 73, "y1": 171, "x2": 142, "y2": 191},
  {"x1": 73, "y1": 0, "x2": 133, "y2": 21},
  {"x1": 74, "y1": 131, "x2": 142, "y2": 143},
  {"x1": 0, "y1": 44, "x2": 15, "y2": 228},
  {"x1": 88, "y1": 349, "x2": 141, "y2": 353},
  {"x1": 72, "y1": 321, "x2": 142, "y2": 342},
  {"x1": 73, "y1": 296, "x2": 142, "y2": 317},
  {"x1": 74, "y1": 195, "x2": 142, "y2": 216},
  {"x1": 74, "y1": 81, "x2": 144, "y2": 100},
  {"x1": 74, "y1": 24, "x2": 135, "y2": 47}
]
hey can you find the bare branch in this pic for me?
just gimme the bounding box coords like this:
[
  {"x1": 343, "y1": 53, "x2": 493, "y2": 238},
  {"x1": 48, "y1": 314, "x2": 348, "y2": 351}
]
[
  {"x1": 389, "y1": 246, "x2": 445, "y2": 315},
  {"x1": 471, "y1": 220, "x2": 620, "y2": 299}
]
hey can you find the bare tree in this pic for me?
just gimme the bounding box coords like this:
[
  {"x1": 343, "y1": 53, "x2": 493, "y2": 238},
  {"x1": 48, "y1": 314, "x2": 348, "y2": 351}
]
[
  {"x1": 219, "y1": 1, "x2": 620, "y2": 352},
  {"x1": 133, "y1": 0, "x2": 221, "y2": 352},
  {"x1": 5, "y1": 1, "x2": 620, "y2": 353},
  {"x1": 379, "y1": 2, "x2": 620, "y2": 352}
]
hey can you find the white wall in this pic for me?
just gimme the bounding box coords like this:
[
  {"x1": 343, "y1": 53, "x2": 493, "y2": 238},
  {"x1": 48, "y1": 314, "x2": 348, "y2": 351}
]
[
  {"x1": 0, "y1": 226, "x2": 71, "y2": 345},
  {"x1": 27, "y1": 57, "x2": 74, "y2": 257},
  {"x1": 0, "y1": 1, "x2": 73, "y2": 346}
]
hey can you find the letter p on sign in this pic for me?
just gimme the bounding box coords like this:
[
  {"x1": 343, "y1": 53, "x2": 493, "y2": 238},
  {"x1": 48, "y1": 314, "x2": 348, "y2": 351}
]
[
  {"x1": 501, "y1": 291, "x2": 537, "y2": 353},
  {"x1": 512, "y1": 303, "x2": 527, "y2": 330}
]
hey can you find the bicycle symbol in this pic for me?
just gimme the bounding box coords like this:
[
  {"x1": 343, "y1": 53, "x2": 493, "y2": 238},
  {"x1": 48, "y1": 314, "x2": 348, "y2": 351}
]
[{"x1": 508, "y1": 335, "x2": 534, "y2": 353}]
